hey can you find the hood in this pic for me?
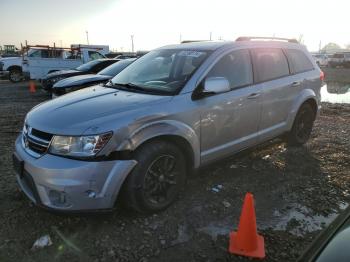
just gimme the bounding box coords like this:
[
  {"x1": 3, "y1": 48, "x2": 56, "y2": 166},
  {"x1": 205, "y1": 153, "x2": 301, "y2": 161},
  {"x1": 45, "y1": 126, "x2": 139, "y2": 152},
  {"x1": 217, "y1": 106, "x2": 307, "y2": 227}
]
[
  {"x1": 0, "y1": 56, "x2": 21, "y2": 62},
  {"x1": 46, "y1": 69, "x2": 83, "y2": 79},
  {"x1": 53, "y1": 74, "x2": 111, "y2": 89},
  {"x1": 0, "y1": 56, "x2": 22, "y2": 66},
  {"x1": 27, "y1": 85, "x2": 172, "y2": 135}
]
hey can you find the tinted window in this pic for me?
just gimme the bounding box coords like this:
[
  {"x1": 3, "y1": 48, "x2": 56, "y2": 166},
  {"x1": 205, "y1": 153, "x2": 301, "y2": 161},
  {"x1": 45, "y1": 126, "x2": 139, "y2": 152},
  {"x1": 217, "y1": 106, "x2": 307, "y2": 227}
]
[
  {"x1": 91, "y1": 60, "x2": 116, "y2": 73},
  {"x1": 207, "y1": 49, "x2": 253, "y2": 89},
  {"x1": 285, "y1": 49, "x2": 314, "y2": 74},
  {"x1": 251, "y1": 48, "x2": 289, "y2": 82},
  {"x1": 98, "y1": 58, "x2": 136, "y2": 76},
  {"x1": 76, "y1": 60, "x2": 103, "y2": 72}
]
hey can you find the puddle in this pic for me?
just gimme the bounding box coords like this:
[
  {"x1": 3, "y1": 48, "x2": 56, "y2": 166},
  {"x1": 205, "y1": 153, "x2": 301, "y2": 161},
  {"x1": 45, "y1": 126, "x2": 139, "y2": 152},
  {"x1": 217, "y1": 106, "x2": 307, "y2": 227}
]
[
  {"x1": 269, "y1": 202, "x2": 349, "y2": 236},
  {"x1": 321, "y1": 82, "x2": 350, "y2": 104},
  {"x1": 196, "y1": 202, "x2": 349, "y2": 239},
  {"x1": 197, "y1": 223, "x2": 232, "y2": 241}
]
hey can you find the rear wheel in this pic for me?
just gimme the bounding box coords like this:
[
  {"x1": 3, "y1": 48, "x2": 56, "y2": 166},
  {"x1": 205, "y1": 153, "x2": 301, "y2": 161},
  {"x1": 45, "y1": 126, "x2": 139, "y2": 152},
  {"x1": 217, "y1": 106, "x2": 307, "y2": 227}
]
[
  {"x1": 9, "y1": 69, "x2": 22, "y2": 83},
  {"x1": 287, "y1": 103, "x2": 316, "y2": 146},
  {"x1": 122, "y1": 140, "x2": 187, "y2": 213}
]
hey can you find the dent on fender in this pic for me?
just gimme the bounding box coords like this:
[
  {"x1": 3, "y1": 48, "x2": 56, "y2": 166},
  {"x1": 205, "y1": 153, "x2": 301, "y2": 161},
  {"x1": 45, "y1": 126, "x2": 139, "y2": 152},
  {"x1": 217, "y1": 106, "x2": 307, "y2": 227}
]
[{"x1": 117, "y1": 120, "x2": 201, "y2": 168}]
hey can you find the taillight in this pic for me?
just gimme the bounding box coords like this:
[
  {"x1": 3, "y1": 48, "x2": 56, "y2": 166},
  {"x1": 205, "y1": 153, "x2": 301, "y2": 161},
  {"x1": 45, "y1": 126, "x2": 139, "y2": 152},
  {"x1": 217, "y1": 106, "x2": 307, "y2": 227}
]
[{"x1": 320, "y1": 71, "x2": 325, "y2": 81}]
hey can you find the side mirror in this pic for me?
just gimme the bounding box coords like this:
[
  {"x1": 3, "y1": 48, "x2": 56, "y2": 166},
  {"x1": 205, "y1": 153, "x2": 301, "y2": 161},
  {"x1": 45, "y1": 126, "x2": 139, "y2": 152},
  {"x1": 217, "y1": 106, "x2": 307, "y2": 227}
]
[{"x1": 203, "y1": 77, "x2": 230, "y2": 94}]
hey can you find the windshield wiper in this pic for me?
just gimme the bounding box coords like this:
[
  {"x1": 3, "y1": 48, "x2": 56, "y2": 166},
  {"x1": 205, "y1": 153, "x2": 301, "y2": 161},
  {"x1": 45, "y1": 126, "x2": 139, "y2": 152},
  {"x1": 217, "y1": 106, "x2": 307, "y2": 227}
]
[{"x1": 112, "y1": 82, "x2": 147, "y2": 92}]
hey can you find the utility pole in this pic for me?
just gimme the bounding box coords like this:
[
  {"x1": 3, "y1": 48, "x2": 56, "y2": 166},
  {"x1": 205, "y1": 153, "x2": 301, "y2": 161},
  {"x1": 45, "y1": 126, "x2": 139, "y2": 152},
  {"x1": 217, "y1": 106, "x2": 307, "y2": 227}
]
[
  {"x1": 319, "y1": 40, "x2": 322, "y2": 52},
  {"x1": 131, "y1": 35, "x2": 134, "y2": 52},
  {"x1": 210, "y1": 32, "x2": 212, "y2": 41},
  {"x1": 179, "y1": 33, "x2": 182, "y2": 43},
  {"x1": 86, "y1": 31, "x2": 89, "y2": 45}
]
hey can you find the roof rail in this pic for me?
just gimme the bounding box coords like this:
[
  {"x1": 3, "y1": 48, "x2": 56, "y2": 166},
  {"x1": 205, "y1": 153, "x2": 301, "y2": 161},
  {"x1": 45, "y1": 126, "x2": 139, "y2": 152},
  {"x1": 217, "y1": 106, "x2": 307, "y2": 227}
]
[{"x1": 236, "y1": 36, "x2": 298, "y2": 43}]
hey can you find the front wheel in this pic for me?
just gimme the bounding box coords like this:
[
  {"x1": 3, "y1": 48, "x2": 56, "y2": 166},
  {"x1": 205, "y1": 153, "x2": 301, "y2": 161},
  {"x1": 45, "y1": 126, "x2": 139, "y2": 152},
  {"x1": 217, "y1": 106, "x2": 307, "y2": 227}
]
[
  {"x1": 9, "y1": 69, "x2": 23, "y2": 83},
  {"x1": 121, "y1": 140, "x2": 187, "y2": 213},
  {"x1": 287, "y1": 103, "x2": 316, "y2": 146}
]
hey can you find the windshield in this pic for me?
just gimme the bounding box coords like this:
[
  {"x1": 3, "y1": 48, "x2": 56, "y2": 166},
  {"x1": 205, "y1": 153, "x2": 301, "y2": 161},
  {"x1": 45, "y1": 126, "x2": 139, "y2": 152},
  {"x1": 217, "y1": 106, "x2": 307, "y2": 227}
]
[
  {"x1": 111, "y1": 49, "x2": 209, "y2": 95},
  {"x1": 76, "y1": 60, "x2": 101, "y2": 72},
  {"x1": 98, "y1": 58, "x2": 136, "y2": 76}
]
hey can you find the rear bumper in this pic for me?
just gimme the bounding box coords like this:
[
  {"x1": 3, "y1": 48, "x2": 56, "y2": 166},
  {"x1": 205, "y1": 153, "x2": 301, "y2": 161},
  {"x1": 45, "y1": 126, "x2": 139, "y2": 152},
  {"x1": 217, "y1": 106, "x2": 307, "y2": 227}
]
[{"x1": 14, "y1": 135, "x2": 137, "y2": 212}]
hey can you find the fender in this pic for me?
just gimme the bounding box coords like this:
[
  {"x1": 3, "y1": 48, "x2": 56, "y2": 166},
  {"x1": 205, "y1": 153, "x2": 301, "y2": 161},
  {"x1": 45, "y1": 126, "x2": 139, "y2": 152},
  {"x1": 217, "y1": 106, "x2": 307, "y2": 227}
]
[
  {"x1": 286, "y1": 88, "x2": 318, "y2": 130},
  {"x1": 117, "y1": 120, "x2": 201, "y2": 168}
]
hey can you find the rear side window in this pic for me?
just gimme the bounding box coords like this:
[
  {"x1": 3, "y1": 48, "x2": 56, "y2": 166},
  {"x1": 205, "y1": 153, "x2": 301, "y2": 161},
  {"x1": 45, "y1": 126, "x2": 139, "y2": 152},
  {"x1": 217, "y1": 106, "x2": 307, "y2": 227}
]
[
  {"x1": 285, "y1": 49, "x2": 314, "y2": 74},
  {"x1": 207, "y1": 49, "x2": 253, "y2": 89},
  {"x1": 251, "y1": 48, "x2": 289, "y2": 83},
  {"x1": 91, "y1": 60, "x2": 116, "y2": 73}
]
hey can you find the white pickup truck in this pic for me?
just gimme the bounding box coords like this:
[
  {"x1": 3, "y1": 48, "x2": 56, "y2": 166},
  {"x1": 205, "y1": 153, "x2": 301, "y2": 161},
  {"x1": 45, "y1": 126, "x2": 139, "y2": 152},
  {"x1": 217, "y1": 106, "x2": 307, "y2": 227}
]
[
  {"x1": 0, "y1": 56, "x2": 24, "y2": 82},
  {"x1": 0, "y1": 44, "x2": 109, "y2": 82}
]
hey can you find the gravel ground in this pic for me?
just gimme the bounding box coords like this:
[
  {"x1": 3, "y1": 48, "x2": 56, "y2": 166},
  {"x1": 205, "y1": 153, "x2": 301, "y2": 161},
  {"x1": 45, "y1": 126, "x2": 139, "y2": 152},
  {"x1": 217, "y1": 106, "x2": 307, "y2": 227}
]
[{"x1": 0, "y1": 78, "x2": 349, "y2": 262}]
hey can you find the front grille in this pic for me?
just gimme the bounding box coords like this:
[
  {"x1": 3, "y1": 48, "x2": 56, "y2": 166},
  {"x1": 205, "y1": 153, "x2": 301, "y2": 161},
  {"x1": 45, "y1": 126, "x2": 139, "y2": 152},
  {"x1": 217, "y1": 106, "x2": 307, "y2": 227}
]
[
  {"x1": 31, "y1": 128, "x2": 53, "y2": 141},
  {"x1": 23, "y1": 126, "x2": 53, "y2": 157}
]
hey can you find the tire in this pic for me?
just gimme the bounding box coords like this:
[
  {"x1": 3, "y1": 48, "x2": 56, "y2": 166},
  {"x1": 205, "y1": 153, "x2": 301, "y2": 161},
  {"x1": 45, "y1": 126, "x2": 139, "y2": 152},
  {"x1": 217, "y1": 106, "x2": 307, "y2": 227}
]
[
  {"x1": 121, "y1": 140, "x2": 187, "y2": 213},
  {"x1": 287, "y1": 103, "x2": 316, "y2": 146},
  {"x1": 9, "y1": 69, "x2": 23, "y2": 83}
]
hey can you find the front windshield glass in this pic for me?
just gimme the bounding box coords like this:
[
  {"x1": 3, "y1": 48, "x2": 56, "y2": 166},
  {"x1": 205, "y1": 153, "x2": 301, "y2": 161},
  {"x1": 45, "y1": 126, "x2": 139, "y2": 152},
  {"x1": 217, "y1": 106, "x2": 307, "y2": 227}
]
[
  {"x1": 76, "y1": 60, "x2": 101, "y2": 72},
  {"x1": 111, "y1": 49, "x2": 209, "y2": 95},
  {"x1": 98, "y1": 58, "x2": 136, "y2": 76}
]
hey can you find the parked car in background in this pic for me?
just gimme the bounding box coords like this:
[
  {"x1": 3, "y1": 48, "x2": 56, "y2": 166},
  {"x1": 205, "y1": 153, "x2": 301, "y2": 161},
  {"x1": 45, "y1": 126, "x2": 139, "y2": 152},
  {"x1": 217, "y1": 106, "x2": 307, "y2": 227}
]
[
  {"x1": 328, "y1": 52, "x2": 350, "y2": 68},
  {"x1": 52, "y1": 58, "x2": 136, "y2": 97},
  {"x1": 105, "y1": 52, "x2": 136, "y2": 59},
  {"x1": 22, "y1": 44, "x2": 109, "y2": 81},
  {"x1": 13, "y1": 37, "x2": 323, "y2": 213},
  {"x1": 42, "y1": 59, "x2": 118, "y2": 91},
  {"x1": 312, "y1": 53, "x2": 328, "y2": 67},
  {"x1": 106, "y1": 51, "x2": 149, "y2": 59},
  {"x1": 299, "y1": 206, "x2": 350, "y2": 262}
]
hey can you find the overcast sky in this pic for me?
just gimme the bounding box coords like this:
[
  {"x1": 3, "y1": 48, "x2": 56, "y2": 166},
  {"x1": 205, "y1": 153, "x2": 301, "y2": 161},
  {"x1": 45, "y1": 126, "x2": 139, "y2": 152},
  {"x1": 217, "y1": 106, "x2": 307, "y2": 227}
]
[{"x1": 0, "y1": 0, "x2": 349, "y2": 52}]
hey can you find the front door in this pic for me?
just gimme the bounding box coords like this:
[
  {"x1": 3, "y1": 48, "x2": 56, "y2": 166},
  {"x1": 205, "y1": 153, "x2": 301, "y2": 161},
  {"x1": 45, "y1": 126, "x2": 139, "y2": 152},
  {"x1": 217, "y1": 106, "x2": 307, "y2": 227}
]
[{"x1": 197, "y1": 49, "x2": 262, "y2": 164}]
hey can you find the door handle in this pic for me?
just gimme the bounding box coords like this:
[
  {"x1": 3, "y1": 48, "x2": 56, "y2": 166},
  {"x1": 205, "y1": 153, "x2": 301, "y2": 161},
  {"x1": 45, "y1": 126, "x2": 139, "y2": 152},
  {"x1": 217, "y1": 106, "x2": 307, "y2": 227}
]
[
  {"x1": 247, "y1": 93, "x2": 260, "y2": 99},
  {"x1": 291, "y1": 81, "x2": 301, "y2": 87}
]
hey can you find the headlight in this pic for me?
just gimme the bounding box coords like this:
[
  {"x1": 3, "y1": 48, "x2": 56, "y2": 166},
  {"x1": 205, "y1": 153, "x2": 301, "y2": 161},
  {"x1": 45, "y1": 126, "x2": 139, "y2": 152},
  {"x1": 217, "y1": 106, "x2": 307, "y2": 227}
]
[
  {"x1": 49, "y1": 132, "x2": 112, "y2": 158},
  {"x1": 52, "y1": 77, "x2": 64, "y2": 83}
]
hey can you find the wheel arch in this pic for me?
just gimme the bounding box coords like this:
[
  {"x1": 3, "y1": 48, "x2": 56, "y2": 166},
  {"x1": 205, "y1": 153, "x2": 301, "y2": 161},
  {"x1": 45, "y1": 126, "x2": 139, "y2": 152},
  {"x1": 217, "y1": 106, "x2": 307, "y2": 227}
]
[
  {"x1": 8, "y1": 65, "x2": 22, "y2": 72},
  {"x1": 117, "y1": 120, "x2": 200, "y2": 169},
  {"x1": 286, "y1": 89, "x2": 319, "y2": 130}
]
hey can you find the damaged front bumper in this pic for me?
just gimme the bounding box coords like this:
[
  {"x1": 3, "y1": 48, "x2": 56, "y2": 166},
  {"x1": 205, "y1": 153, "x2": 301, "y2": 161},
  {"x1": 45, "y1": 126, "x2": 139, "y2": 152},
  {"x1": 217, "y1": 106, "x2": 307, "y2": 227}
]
[{"x1": 13, "y1": 135, "x2": 137, "y2": 212}]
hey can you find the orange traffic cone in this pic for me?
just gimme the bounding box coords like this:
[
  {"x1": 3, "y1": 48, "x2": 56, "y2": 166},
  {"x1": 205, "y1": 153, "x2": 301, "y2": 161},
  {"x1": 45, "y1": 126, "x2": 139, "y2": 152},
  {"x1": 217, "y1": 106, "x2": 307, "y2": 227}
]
[
  {"x1": 29, "y1": 81, "x2": 36, "y2": 93},
  {"x1": 229, "y1": 192, "x2": 265, "y2": 259}
]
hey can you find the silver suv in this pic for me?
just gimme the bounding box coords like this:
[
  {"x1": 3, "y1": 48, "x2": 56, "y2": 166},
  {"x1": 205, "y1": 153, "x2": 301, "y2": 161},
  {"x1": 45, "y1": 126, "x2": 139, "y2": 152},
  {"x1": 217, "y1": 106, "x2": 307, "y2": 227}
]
[{"x1": 13, "y1": 37, "x2": 323, "y2": 212}]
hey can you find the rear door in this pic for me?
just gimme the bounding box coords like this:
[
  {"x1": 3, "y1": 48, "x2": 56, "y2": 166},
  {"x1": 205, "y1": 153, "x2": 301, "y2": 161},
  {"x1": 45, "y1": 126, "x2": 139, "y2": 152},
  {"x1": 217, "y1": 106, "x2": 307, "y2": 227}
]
[
  {"x1": 251, "y1": 48, "x2": 293, "y2": 142},
  {"x1": 284, "y1": 48, "x2": 317, "y2": 106}
]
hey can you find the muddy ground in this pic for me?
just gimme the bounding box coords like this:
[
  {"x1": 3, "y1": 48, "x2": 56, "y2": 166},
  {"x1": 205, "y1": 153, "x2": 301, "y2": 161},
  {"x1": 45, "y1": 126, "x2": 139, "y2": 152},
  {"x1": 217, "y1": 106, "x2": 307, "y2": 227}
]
[{"x1": 0, "y1": 75, "x2": 349, "y2": 262}]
